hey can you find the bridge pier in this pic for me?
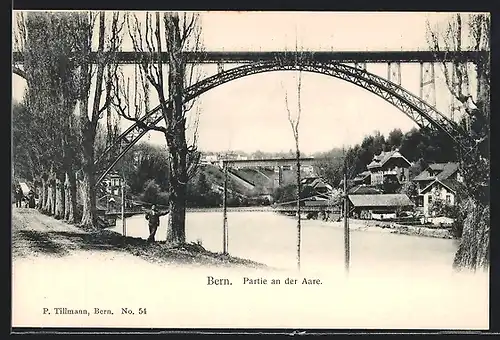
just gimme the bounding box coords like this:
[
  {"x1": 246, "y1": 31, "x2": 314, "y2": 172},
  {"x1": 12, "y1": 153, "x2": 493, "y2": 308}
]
[
  {"x1": 387, "y1": 62, "x2": 401, "y2": 85},
  {"x1": 217, "y1": 62, "x2": 224, "y2": 73},
  {"x1": 419, "y1": 62, "x2": 436, "y2": 107},
  {"x1": 273, "y1": 166, "x2": 283, "y2": 188}
]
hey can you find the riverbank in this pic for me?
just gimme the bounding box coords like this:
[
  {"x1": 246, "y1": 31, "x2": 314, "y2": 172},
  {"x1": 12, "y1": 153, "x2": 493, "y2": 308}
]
[
  {"x1": 345, "y1": 218, "x2": 454, "y2": 239},
  {"x1": 295, "y1": 214, "x2": 454, "y2": 239},
  {"x1": 12, "y1": 207, "x2": 267, "y2": 269}
]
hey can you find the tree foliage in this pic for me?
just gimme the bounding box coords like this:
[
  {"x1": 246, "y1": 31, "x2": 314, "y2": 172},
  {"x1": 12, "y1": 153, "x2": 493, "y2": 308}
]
[{"x1": 313, "y1": 127, "x2": 457, "y2": 188}]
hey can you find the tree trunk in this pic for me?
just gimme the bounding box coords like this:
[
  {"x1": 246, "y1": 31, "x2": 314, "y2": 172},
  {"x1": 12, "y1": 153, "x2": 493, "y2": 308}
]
[
  {"x1": 36, "y1": 178, "x2": 45, "y2": 210},
  {"x1": 38, "y1": 178, "x2": 46, "y2": 210},
  {"x1": 163, "y1": 13, "x2": 189, "y2": 246},
  {"x1": 44, "y1": 175, "x2": 54, "y2": 214},
  {"x1": 80, "y1": 123, "x2": 97, "y2": 228},
  {"x1": 453, "y1": 198, "x2": 489, "y2": 271},
  {"x1": 64, "y1": 170, "x2": 77, "y2": 223},
  {"x1": 167, "y1": 182, "x2": 187, "y2": 245},
  {"x1": 64, "y1": 174, "x2": 70, "y2": 220},
  {"x1": 295, "y1": 140, "x2": 302, "y2": 270},
  {"x1": 166, "y1": 148, "x2": 187, "y2": 245},
  {"x1": 43, "y1": 179, "x2": 49, "y2": 213},
  {"x1": 80, "y1": 169, "x2": 96, "y2": 228},
  {"x1": 46, "y1": 181, "x2": 53, "y2": 215},
  {"x1": 51, "y1": 176, "x2": 57, "y2": 216},
  {"x1": 54, "y1": 172, "x2": 65, "y2": 219}
]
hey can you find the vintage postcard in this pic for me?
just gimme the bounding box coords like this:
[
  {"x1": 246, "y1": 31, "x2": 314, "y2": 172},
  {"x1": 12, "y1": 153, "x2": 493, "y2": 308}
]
[{"x1": 11, "y1": 11, "x2": 490, "y2": 332}]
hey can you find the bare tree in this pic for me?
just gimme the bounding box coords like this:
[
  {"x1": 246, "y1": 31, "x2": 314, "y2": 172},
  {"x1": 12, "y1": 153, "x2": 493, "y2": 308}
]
[
  {"x1": 74, "y1": 11, "x2": 125, "y2": 228},
  {"x1": 116, "y1": 11, "x2": 203, "y2": 244},
  {"x1": 282, "y1": 40, "x2": 304, "y2": 270},
  {"x1": 427, "y1": 13, "x2": 490, "y2": 271}
]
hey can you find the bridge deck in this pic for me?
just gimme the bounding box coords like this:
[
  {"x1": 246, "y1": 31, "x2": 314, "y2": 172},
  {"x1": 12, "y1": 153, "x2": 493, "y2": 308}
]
[
  {"x1": 222, "y1": 157, "x2": 316, "y2": 167},
  {"x1": 13, "y1": 50, "x2": 485, "y2": 65}
]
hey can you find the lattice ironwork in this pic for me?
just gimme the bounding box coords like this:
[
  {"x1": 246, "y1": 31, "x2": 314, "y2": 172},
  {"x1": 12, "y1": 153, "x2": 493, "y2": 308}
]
[
  {"x1": 354, "y1": 62, "x2": 367, "y2": 71},
  {"x1": 419, "y1": 62, "x2": 436, "y2": 107},
  {"x1": 95, "y1": 58, "x2": 474, "y2": 185},
  {"x1": 387, "y1": 62, "x2": 401, "y2": 85}
]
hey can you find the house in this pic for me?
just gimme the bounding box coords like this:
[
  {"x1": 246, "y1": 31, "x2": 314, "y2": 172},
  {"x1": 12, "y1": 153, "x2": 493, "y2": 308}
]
[
  {"x1": 366, "y1": 149, "x2": 412, "y2": 185},
  {"x1": 102, "y1": 172, "x2": 122, "y2": 196},
  {"x1": 348, "y1": 149, "x2": 412, "y2": 192},
  {"x1": 301, "y1": 176, "x2": 333, "y2": 196},
  {"x1": 348, "y1": 193, "x2": 415, "y2": 220},
  {"x1": 301, "y1": 165, "x2": 315, "y2": 176},
  {"x1": 412, "y1": 162, "x2": 463, "y2": 217}
]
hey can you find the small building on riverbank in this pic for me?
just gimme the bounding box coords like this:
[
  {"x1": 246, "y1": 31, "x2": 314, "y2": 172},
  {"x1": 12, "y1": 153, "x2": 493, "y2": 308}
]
[
  {"x1": 348, "y1": 193, "x2": 415, "y2": 220},
  {"x1": 412, "y1": 162, "x2": 462, "y2": 217},
  {"x1": 366, "y1": 149, "x2": 412, "y2": 185}
]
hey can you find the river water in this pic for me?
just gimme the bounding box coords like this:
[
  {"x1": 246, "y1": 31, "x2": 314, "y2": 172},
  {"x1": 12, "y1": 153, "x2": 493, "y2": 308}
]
[{"x1": 113, "y1": 211, "x2": 461, "y2": 276}]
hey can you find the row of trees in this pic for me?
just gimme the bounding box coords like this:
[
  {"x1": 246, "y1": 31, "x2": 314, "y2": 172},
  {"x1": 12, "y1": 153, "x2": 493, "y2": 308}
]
[{"x1": 13, "y1": 11, "x2": 203, "y2": 245}]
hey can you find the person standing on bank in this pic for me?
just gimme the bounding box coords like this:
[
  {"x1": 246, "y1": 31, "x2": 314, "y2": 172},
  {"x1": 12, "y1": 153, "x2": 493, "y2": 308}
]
[
  {"x1": 145, "y1": 205, "x2": 169, "y2": 242},
  {"x1": 15, "y1": 186, "x2": 23, "y2": 208}
]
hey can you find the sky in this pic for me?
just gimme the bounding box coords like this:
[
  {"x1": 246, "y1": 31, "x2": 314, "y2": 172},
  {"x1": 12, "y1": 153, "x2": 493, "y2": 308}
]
[{"x1": 12, "y1": 11, "x2": 483, "y2": 154}]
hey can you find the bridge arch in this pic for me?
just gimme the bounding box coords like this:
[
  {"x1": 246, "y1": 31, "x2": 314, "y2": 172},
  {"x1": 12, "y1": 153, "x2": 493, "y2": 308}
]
[
  {"x1": 13, "y1": 66, "x2": 27, "y2": 79},
  {"x1": 90, "y1": 58, "x2": 470, "y2": 184}
]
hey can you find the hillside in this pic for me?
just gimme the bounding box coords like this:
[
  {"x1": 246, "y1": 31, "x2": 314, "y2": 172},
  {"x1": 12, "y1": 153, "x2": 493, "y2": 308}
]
[
  {"x1": 201, "y1": 165, "x2": 259, "y2": 197},
  {"x1": 199, "y1": 165, "x2": 312, "y2": 197}
]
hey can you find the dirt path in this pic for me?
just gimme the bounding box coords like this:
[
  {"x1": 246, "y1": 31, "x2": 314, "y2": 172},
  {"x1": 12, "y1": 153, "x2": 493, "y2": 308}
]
[
  {"x1": 12, "y1": 207, "x2": 99, "y2": 259},
  {"x1": 11, "y1": 207, "x2": 266, "y2": 268}
]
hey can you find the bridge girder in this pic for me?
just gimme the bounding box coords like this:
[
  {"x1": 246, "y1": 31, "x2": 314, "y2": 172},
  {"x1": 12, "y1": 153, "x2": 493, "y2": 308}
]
[
  {"x1": 95, "y1": 58, "x2": 474, "y2": 185},
  {"x1": 12, "y1": 50, "x2": 486, "y2": 67}
]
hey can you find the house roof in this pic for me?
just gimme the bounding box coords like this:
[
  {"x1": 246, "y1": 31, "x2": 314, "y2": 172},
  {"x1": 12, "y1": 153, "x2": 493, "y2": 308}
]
[
  {"x1": 302, "y1": 177, "x2": 332, "y2": 190},
  {"x1": 412, "y1": 170, "x2": 432, "y2": 181},
  {"x1": 353, "y1": 171, "x2": 371, "y2": 181},
  {"x1": 348, "y1": 185, "x2": 382, "y2": 195},
  {"x1": 428, "y1": 163, "x2": 447, "y2": 171},
  {"x1": 366, "y1": 149, "x2": 412, "y2": 170},
  {"x1": 413, "y1": 162, "x2": 459, "y2": 181},
  {"x1": 301, "y1": 177, "x2": 317, "y2": 185},
  {"x1": 348, "y1": 194, "x2": 415, "y2": 207},
  {"x1": 339, "y1": 179, "x2": 356, "y2": 187},
  {"x1": 304, "y1": 199, "x2": 339, "y2": 207},
  {"x1": 436, "y1": 163, "x2": 459, "y2": 180},
  {"x1": 441, "y1": 179, "x2": 462, "y2": 193},
  {"x1": 420, "y1": 178, "x2": 462, "y2": 194}
]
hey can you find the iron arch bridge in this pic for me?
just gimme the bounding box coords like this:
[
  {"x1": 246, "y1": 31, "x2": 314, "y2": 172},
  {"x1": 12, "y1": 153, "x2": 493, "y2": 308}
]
[{"x1": 89, "y1": 58, "x2": 471, "y2": 184}]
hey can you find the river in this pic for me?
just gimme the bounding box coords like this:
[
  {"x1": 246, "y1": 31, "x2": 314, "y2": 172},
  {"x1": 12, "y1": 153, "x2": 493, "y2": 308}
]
[{"x1": 112, "y1": 211, "x2": 461, "y2": 276}]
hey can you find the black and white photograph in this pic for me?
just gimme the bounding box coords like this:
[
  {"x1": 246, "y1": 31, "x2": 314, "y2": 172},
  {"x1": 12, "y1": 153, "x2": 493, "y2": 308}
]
[{"x1": 11, "y1": 11, "x2": 490, "y2": 331}]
